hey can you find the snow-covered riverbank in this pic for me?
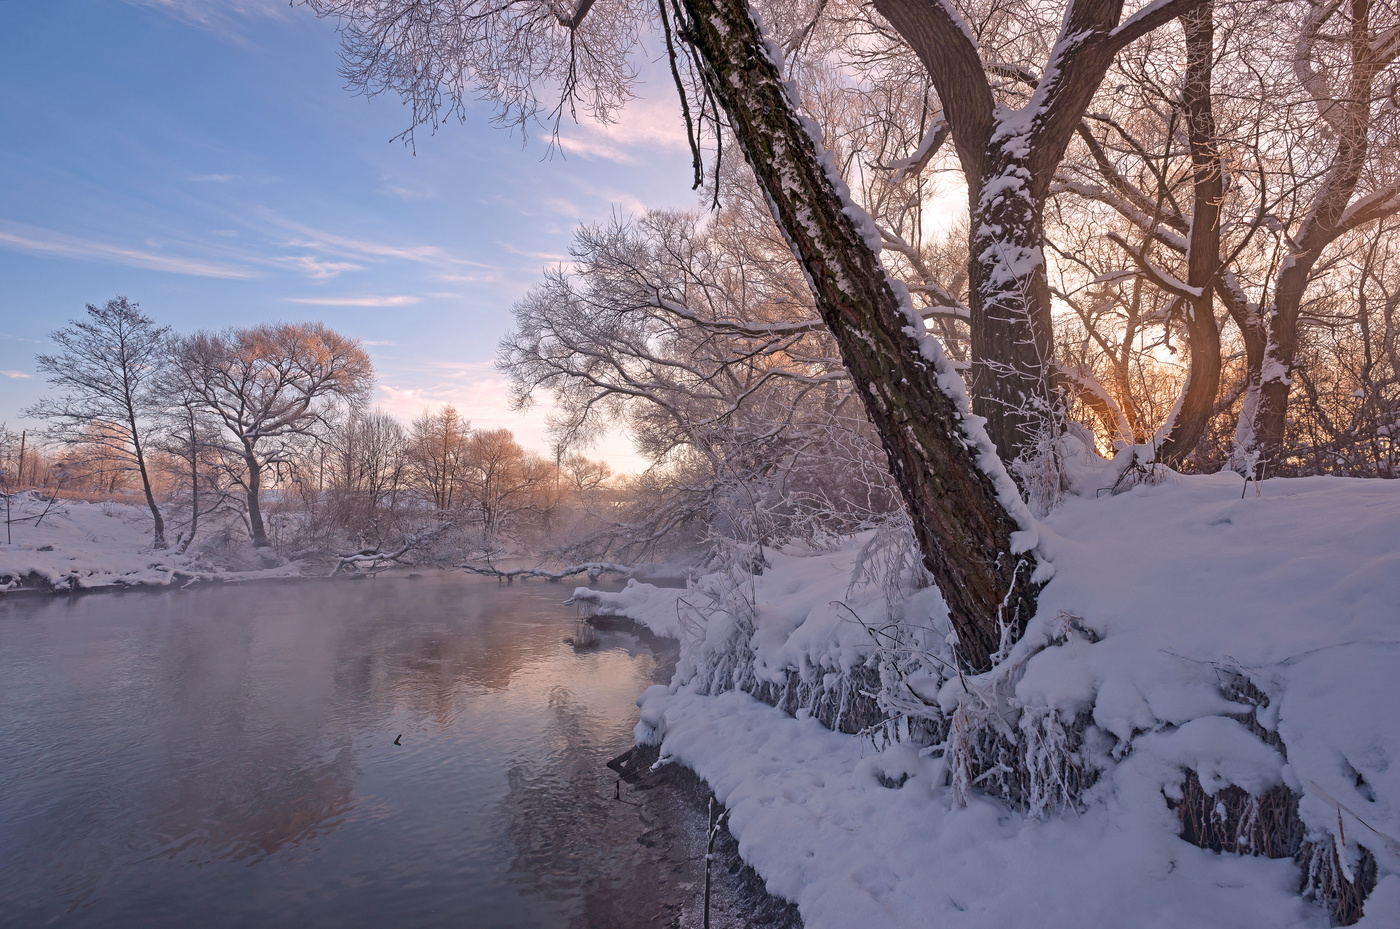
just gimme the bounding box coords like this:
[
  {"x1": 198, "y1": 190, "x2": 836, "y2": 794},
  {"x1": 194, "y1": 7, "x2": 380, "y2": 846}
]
[
  {"x1": 578, "y1": 471, "x2": 1400, "y2": 928},
  {"x1": 0, "y1": 492, "x2": 301, "y2": 593}
]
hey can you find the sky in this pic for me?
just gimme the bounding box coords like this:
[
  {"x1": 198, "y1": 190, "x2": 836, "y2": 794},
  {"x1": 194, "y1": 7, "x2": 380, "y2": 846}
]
[{"x1": 0, "y1": 0, "x2": 701, "y2": 471}]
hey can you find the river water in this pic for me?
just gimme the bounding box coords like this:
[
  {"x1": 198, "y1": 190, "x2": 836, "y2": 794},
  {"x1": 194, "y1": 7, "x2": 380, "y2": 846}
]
[{"x1": 0, "y1": 574, "x2": 712, "y2": 929}]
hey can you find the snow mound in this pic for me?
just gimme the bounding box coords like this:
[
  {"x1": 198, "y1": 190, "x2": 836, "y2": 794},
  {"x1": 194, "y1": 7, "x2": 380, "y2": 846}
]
[{"x1": 570, "y1": 579, "x2": 687, "y2": 638}]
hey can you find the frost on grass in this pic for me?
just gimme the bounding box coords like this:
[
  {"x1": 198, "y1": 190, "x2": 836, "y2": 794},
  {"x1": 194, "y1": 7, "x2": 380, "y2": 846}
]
[{"x1": 589, "y1": 472, "x2": 1400, "y2": 928}]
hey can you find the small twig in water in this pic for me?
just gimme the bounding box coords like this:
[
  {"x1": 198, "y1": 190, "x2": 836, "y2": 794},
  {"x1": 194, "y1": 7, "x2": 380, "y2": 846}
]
[{"x1": 703, "y1": 796, "x2": 730, "y2": 929}]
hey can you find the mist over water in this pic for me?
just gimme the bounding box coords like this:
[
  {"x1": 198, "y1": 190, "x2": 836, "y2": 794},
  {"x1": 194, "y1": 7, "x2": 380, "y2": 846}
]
[{"x1": 0, "y1": 575, "x2": 671, "y2": 929}]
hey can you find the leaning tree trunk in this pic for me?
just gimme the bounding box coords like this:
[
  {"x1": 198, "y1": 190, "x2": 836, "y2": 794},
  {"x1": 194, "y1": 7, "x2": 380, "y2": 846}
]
[{"x1": 676, "y1": 0, "x2": 1040, "y2": 670}]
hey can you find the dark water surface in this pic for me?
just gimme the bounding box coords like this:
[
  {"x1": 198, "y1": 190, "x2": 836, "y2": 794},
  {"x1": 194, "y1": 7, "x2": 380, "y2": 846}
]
[{"x1": 0, "y1": 574, "x2": 676, "y2": 929}]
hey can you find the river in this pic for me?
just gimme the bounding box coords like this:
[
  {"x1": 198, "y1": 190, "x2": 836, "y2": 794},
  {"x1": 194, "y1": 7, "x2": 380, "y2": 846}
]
[{"x1": 0, "y1": 573, "x2": 797, "y2": 929}]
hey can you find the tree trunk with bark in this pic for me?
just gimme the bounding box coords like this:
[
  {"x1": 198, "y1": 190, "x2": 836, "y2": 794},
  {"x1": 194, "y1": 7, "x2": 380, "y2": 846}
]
[
  {"x1": 245, "y1": 452, "x2": 269, "y2": 548},
  {"x1": 676, "y1": 0, "x2": 1040, "y2": 670},
  {"x1": 1156, "y1": 3, "x2": 1222, "y2": 466},
  {"x1": 873, "y1": 0, "x2": 1206, "y2": 462},
  {"x1": 128, "y1": 410, "x2": 166, "y2": 549}
]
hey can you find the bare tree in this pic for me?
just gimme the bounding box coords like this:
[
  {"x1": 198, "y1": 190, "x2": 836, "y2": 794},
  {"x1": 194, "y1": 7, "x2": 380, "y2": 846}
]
[
  {"x1": 1284, "y1": 220, "x2": 1400, "y2": 475},
  {"x1": 1046, "y1": 1, "x2": 1230, "y2": 463},
  {"x1": 459, "y1": 428, "x2": 552, "y2": 542},
  {"x1": 169, "y1": 322, "x2": 374, "y2": 548},
  {"x1": 849, "y1": 0, "x2": 1206, "y2": 459},
  {"x1": 1235, "y1": 0, "x2": 1400, "y2": 474},
  {"x1": 503, "y1": 206, "x2": 900, "y2": 553},
  {"x1": 406, "y1": 405, "x2": 471, "y2": 511},
  {"x1": 157, "y1": 392, "x2": 236, "y2": 555},
  {"x1": 325, "y1": 408, "x2": 410, "y2": 544},
  {"x1": 24, "y1": 297, "x2": 170, "y2": 547}
]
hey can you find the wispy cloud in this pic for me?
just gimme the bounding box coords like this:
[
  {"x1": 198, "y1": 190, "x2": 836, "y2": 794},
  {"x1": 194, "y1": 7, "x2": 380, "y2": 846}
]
[
  {"x1": 433, "y1": 271, "x2": 510, "y2": 287},
  {"x1": 542, "y1": 197, "x2": 581, "y2": 218},
  {"x1": 263, "y1": 213, "x2": 449, "y2": 265},
  {"x1": 0, "y1": 221, "x2": 255, "y2": 279},
  {"x1": 274, "y1": 255, "x2": 364, "y2": 280},
  {"x1": 1, "y1": 371, "x2": 32, "y2": 379},
  {"x1": 497, "y1": 242, "x2": 572, "y2": 264},
  {"x1": 247, "y1": 211, "x2": 505, "y2": 282},
  {"x1": 124, "y1": 0, "x2": 289, "y2": 44},
  {"x1": 383, "y1": 182, "x2": 434, "y2": 202},
  {"x1": 189, "y1": 173, "x2": 235, "y2": 183},
  {"x1": 567, "y1": 179, "x2": 652, "y2": 219},
  {"x1": 554, "y1": 92, "x2": 689, "y2": 166},
  {"x1": 286, "y1": 295, "x2": 421, "y2": 307}
]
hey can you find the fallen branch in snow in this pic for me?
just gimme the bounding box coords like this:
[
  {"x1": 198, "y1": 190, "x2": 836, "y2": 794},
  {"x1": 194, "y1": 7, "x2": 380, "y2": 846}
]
[
  {"x1": 328, "y1": 524, "x2": 454, "y2": 577},
  {"x1": 457, "y1": 561, "x2": 634, "y2": 583},
  {"x1": 329, "y1": 540, "x2": 417, "y2": 576}
]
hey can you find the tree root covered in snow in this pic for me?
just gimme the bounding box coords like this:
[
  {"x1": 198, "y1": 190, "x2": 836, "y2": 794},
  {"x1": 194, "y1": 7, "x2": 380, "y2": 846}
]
[
  {"x1": 945, "y1": 699, "x2": 1097, "y2": 818},
  {"x1": 745, "y1": 664, "x2": 889, "y2": 737}
]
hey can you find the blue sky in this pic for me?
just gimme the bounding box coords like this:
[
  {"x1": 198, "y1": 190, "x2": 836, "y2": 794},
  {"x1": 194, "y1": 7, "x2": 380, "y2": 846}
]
[{"x1": 0, "y1": 0, "x2": 699, "y2": 470}]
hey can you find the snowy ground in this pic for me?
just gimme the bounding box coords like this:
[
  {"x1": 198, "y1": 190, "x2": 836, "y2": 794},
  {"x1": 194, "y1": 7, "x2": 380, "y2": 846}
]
[
  {"x1": 581, "y1": 471, "x2": 1400, "y2": 928},
  {"x1": 0, "y1": 492, "x2": 300, "y2": 592}
]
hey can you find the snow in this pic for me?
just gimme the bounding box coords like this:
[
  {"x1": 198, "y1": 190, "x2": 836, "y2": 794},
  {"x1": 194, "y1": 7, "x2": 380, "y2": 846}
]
[
  {"x1": 570, "y1": 579, "x2": 686, "y2": 638},
  {"x1": 1113, "y1": 0, "x2": 1188, "y2": 39},
  {"x1": 585, "y1": 472, "x2": 1400, "y2": 928},
  {"x1": 637, "y1": 688, "x2": 1317, "y2": 929},
  {"x1": 0, "y1": 492, "x2": 300, "y2": 592}
]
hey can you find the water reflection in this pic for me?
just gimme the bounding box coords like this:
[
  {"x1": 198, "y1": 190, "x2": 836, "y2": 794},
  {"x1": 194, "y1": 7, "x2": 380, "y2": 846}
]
[{"x1": 0, "y1": 575, "x2": 669, "y2": 929}]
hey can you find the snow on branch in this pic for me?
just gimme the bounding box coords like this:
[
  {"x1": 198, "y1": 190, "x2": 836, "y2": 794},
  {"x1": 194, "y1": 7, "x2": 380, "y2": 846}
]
[
  {"x1": 1335, "y1": 186, "x2": 1400, "y2": 238},
  {"x1": 458, "y1": 561, "x2": 634, "y2": 582},
  {"x1": 1111, "y1": 0, "x2": 1208, "y2": 46},
  {"x1": 1106, "y1": 232, "x2": 1203, "y2": 298},
  {"x1": 549, "y1": 0, "x2": 597, "y2": 29},
  {"x1": 882, "y1": 116, "x2": 949, "y2": 183},
  {"x1": 329, "y1": 540, "x2": 416, "y2": 576},
  {"x1": 328, "y1": 524, "x2": 449, "y2": 576}
]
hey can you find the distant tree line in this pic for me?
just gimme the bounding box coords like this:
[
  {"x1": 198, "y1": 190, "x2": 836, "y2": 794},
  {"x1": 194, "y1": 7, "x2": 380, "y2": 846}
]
[{"x1": 9, "y1": 298, "x2": 619, "y2": 565}]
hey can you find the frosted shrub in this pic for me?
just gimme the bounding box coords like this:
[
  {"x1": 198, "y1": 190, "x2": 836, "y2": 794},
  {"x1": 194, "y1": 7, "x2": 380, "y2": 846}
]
[
  {"x1": 945, "y1": 677, "x2": 1093, "y2": 817},
  {"x1": 674, "y1": 542, "x2": 760, "y2": 697},
  {"x1": 846, "y1": 509, "x2": 932, "y2": 611}
]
